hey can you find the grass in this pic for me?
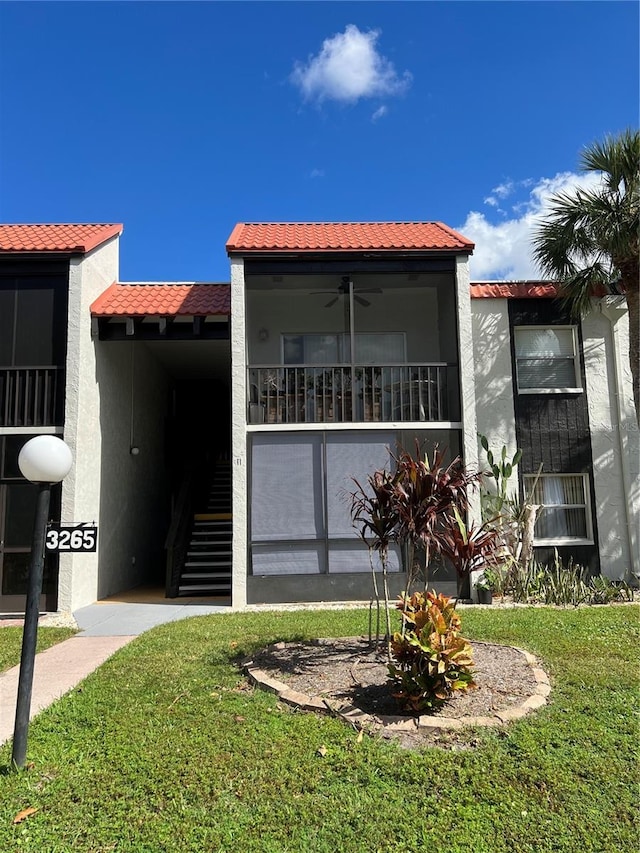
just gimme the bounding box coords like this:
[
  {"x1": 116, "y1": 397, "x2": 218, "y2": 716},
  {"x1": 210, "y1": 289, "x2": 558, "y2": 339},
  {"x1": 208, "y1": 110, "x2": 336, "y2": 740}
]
[
  {"x1": 0, "y1": 605, "x2": 638, "y2": 853},
  {"x1": 0, "y1": 627, "x2": 77, "y2": 674}
]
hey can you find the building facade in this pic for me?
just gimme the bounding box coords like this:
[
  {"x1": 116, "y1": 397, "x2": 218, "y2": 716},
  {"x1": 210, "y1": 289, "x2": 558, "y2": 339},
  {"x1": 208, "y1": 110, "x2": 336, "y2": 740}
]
[{"x1": 0, "y1": 222, "x2": 637, "y2": 613}]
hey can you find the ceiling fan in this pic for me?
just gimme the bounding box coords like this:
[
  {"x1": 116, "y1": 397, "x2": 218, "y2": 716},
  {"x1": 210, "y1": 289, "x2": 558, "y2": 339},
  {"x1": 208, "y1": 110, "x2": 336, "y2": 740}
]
[{"x1": 310, "y1": 277, "x2": 382, "y2": 308}]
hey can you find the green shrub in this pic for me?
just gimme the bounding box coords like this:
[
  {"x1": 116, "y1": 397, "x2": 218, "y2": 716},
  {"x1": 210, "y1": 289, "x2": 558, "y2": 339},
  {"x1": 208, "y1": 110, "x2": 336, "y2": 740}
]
[
  {"x1": 504, "y1": 551, "x2": 635, "y2": 606},
  {"x1": 388, "y1": 591, "x2": 476, "y2": 712}
]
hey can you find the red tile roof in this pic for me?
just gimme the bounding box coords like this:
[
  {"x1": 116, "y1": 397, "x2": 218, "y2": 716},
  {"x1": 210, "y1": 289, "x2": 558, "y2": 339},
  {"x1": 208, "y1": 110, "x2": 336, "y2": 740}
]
[
  {"x1": 0, "y1": 224, "x2": 122, "y2": 254},
  {"x1": 90, "y1": 283, "x2": 230, "y2": 317},
  {"x1": 226, "y1": 222, "x2": 473, "y2": 254},
  {"x1": 470, "y1": 282, "x2": 558, "y2": 298}
]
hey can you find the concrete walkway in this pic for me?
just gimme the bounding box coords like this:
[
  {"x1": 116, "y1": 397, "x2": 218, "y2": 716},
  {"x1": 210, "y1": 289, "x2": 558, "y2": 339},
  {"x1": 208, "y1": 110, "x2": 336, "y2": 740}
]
[
  {"x1": 0, "y1": 591, "x2": 231, "y2": 747},
  {"x1": 0, "y1": 635, "x2": 134, "y2": 745}
]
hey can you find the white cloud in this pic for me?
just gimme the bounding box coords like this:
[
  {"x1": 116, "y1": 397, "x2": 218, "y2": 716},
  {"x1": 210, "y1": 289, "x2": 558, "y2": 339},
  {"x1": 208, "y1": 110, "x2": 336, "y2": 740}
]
[
  {"x1": 458, "y1": 171, "x2": 602, "y2": 280},
  {"x1": 492, "y1": 180, "x2": 515, "y2": 199},
  {"x1": 310, "y1": 168, "x2": 325, "y2": 179},
  {"x1": 371, "y1": 105, "x2": 388, "y2": 122},
  {"x1": 484, "y1": 179, "x2": 518, "y2": 212},
  {"x1": 291, "y1": 25, "x2": 412, "y2": 104}
]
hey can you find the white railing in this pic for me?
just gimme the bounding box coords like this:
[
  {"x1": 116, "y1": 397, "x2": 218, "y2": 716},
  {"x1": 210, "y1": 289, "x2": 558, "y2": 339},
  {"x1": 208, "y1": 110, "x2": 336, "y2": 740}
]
[{"x1": 247, "y1": 364, "x2": 454, "y2": 424}]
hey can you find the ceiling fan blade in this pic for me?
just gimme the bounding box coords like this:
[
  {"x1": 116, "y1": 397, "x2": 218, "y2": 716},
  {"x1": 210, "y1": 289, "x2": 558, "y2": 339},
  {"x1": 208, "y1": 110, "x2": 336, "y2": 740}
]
[
  {"x1": 356, "y1": 288, "x2": 383, "y2": 294},
  {"x1": 354, "y1": 295, "x2": 371, "y2": 307},
  {"x1": 325, "y1": 296, "x2": 339, "y2": 308}
]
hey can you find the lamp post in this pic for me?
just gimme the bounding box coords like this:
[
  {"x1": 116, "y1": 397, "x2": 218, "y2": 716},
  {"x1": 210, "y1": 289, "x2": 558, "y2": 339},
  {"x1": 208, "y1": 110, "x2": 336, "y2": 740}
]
[{"x1": 12, "y1": 435, "x2": 72, "y2": 770}]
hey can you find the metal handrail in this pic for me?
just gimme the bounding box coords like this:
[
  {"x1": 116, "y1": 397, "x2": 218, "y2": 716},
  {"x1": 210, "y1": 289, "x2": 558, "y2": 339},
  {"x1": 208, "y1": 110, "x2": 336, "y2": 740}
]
[
  {"x1": 165, "y1": 467, "x2": 195, "y2": 598},
  {"x1": 0, "y1": 366, "x2": 64, "y2": 427}
]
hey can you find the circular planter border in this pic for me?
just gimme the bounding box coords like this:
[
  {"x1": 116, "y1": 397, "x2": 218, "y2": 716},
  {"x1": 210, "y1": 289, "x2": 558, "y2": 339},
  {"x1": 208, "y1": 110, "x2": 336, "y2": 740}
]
[{"x1": 244, "y1": 638, "x2": 551, "y2": 736}]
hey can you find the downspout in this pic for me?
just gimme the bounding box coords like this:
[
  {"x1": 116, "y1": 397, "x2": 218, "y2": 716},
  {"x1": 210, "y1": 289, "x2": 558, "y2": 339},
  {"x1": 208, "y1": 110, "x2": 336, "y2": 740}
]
[{"x1": 598, "y1": 298, "x2": 639, "y2": 581}]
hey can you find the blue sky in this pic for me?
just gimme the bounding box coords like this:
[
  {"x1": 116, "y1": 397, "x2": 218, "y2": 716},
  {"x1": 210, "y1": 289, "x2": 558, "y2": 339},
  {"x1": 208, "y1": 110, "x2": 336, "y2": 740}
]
[{"x1": 0, "y1": 1, "x2": 637, "y2": 282}]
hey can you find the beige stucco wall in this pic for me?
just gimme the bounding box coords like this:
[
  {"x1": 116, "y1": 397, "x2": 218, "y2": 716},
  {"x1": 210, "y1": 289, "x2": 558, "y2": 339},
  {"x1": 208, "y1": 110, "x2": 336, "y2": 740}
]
[{"x1": 582, "y1": 302, "x2": 639, "y2": 580}]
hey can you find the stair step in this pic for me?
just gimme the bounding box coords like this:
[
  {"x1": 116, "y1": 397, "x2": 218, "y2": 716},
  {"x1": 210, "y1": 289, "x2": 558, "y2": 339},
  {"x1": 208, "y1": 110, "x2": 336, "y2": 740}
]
[
  {"x1": 186, "y1": 555, "x2": 232, "y2": 562},
  {"x1": 182, "y1": 572, "x2": 231, "y2": 581},
  {"x1": 188, "y1": 549, "x2": 232, "y2": 556},
  {"x1": 175, "y1": 466, "x2": 233, "y2": 598},
  {"x1": 194, "y1": 513, "x2": 232, "y2": 521},
  {"x1": 178, "y1": 586, "x2": 231, "y2": 595},
  {"x1": 191, "y1": 528, "x2": 231, "y2": 535}
]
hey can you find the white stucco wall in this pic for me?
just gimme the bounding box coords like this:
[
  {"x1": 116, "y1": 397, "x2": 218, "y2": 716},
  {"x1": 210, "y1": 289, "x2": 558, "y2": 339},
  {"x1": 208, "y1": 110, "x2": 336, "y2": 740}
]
[
  {"x1": 455, "y1": 257, "x2": 479, "y2": 518},
  {"x1": 582, "y1": 302, "x2": 639, "y2": 580},
  {"x1": 230, "y1": 257, "x2": 248, "y2": 608},
  {"x1": 471, "y1": 297, "x2": 518, "y2": 491},
  {"x1": 93, "y1": 341, "x2": 171, "y2": 599},
  {"x1": 58, "y1": 237, "x2": 119, "y2": 611}
]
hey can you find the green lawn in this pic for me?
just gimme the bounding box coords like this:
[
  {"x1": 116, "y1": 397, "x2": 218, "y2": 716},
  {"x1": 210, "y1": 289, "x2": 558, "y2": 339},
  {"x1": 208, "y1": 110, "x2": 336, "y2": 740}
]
[
  {"x1": 0, "y1": 606, "x2": 638, "y2": 853},
  {"x1": 0, "y1": 627, "x2": 76, "y2": 674}
]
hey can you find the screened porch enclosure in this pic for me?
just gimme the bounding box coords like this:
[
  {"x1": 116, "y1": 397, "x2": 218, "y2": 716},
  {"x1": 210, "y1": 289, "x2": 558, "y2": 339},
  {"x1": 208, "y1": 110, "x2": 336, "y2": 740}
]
[
  {"x1": 247, "y1": 430, "x2": 462, "y2": 601},
  {"x1": 245, "y1": 272, "x2": 460, "y2": 425}
]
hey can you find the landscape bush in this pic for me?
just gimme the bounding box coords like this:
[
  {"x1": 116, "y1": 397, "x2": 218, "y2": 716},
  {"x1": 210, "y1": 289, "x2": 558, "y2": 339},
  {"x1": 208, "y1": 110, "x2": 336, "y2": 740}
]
[{"x1": 388, "y1": 591, "x2": 476, "y2": 712}]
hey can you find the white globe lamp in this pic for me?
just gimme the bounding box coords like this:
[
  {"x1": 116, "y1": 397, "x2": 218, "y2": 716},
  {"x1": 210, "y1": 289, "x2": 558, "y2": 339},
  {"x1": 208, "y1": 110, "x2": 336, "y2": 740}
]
[{"x1": 18, "y1": 435, "x2": 73, "y2": 483}]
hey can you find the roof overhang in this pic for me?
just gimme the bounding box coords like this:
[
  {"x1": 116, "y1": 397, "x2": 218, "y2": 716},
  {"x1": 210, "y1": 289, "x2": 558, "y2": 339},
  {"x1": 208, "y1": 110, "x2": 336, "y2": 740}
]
[
  {"x1": 90, "y1": 282, "x2": 230, "y2": 341},
  {"x1": 226, "y1": 221, "x2": 475, "y2": 257}
]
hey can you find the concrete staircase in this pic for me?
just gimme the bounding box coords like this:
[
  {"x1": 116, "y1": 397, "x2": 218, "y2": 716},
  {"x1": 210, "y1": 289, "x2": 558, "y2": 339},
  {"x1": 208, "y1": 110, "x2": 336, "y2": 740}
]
[{"x1": 178, "y1": 461, "x2": 232, "y2": 597}]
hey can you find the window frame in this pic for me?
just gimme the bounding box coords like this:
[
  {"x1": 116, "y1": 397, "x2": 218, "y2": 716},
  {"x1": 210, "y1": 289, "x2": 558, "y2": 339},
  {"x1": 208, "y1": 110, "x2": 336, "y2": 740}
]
[
  {"x1": 523, "y1": 472, "x2": 593, "y2": 546},
  {"x1": 513, "y1": 325, "x2": 582, "y2": 394}
]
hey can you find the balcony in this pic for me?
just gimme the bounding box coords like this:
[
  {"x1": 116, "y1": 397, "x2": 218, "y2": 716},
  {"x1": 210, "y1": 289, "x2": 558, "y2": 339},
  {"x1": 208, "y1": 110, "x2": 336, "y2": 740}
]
[
  {"x1": 247, "y1": 364, "x2": 458, "y2": 425},
  {"x1": 0, "y1": 366, "x2": 64, "y2": 428}
]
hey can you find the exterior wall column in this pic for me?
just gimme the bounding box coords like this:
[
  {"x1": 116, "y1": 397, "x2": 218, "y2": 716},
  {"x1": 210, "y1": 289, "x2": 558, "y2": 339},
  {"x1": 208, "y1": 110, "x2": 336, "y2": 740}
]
[
  {"x1": 455, "y1": 256, "x2": 480, "y2": 514},
  {"x1": 584, "y1": 299, "x2": 639, "y2": 580},
  {"x1": 58, "y1": 237, "x2": 120, "y2": 612},
  {"x1": 230, "y1": 257, "x2": 248, "y2": 609}
]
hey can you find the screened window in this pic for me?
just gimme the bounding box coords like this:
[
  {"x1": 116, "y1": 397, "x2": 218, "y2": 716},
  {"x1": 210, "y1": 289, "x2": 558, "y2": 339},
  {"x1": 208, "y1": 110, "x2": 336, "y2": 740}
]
[
  {"x1": 514, "y1": 326, "x2": 581, "y2": 392},
  {"x1": 524, "y1": 474, "x2": 591, "y2": 543},
  {"x1": 283, "y1": 333, "x2": 406, "y2": 365},
  {"x1": 250, "y1": 432, "x2": 401, "y2": 575}
]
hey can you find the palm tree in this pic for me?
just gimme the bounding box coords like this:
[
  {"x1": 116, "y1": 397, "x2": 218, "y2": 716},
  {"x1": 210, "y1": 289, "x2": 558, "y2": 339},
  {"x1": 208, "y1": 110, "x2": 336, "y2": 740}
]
[{"x1": 532, "y1": 129, "x2": 639, "y2": 423}]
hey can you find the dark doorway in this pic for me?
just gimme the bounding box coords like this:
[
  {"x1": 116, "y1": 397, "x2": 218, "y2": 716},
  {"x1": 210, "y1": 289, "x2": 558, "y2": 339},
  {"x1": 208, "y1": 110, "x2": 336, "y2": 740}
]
[{"x1": 0, "y1": 435, "x2": 58, "y2": 612}]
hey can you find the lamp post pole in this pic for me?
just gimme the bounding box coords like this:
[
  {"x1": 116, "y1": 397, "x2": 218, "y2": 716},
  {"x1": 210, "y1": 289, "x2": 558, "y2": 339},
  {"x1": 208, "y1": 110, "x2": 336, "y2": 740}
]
[
  {"x1": 12, "y1": 483, "x2": 52, "y2": 768},
  {"x1": 11, "y1": 436, "x2": 72, "y2": 770}
]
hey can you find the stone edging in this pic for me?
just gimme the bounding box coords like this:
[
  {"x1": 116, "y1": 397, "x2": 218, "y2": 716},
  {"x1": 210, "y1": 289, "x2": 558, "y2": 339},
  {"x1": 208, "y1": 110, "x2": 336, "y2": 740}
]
[{"x1": 244, "y1": 638, "x2": 551, "y2": 736}]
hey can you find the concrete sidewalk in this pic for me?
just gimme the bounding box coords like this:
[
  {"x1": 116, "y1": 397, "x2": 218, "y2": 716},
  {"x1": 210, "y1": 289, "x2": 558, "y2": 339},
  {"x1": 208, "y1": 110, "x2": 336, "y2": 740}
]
[
  {"x1": 0, "y1": 593, "x2": 231, "y2": 747},
  {"x1": 0, "y1": 634, "x2": 134, "y2": 745}
]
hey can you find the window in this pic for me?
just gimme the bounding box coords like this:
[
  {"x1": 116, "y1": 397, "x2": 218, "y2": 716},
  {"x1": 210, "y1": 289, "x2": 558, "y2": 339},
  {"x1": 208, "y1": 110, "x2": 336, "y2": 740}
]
[
  {"x1": 250, "y1": 432, "x2": 402, "y2": 575},
  {"x1": 524, "y1": 474, "x2": 592, "y2": 544},
  {"x1": 514, "y1": 326, "x2": 581, "y2": 392},
  {"x1": 282, "y1": 333, "x2": 406, "y2": 365}
]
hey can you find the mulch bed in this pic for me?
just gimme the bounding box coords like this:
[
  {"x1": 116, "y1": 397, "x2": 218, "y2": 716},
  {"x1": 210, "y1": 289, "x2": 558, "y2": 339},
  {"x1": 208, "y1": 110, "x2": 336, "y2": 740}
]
[{"x1": 247, "y1": 636, "x2": 543, "y2": 750}]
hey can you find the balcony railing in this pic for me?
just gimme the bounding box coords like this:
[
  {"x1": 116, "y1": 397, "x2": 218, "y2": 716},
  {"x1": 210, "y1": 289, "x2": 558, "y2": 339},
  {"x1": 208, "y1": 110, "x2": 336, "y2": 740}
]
[
  {"x1": 248, "y1": 364, "x2": 457, "y2": 425},
  {"x1": 0, "y1": 366, "x2": 64, "y2": 428}
]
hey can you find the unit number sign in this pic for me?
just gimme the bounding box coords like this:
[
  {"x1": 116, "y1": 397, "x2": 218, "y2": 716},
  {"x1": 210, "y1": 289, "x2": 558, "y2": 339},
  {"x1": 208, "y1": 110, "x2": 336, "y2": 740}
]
[{"x1": 45, "y1": 523, "x2": 98, "y2": 553}]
